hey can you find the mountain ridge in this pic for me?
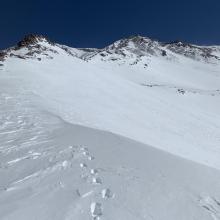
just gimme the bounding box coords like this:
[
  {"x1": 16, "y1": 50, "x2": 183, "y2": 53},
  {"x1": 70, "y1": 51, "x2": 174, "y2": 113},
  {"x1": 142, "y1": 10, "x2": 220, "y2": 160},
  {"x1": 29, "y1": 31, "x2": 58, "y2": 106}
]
[{"x1": 1, "y1": 34, "x2": 220, "y2": 65}]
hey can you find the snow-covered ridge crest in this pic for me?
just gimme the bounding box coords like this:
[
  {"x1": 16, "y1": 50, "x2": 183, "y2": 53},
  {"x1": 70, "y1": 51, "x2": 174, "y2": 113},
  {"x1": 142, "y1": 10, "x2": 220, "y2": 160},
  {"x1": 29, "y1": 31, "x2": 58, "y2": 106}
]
[
  {"x1": 1, "y1": 34, "x2": 220, "y2": 65},
  {"x1": 164, "y1": 40, "x2": 220, "y2": 62},
  {"x1": 88, "y1": 35, "x2": 220, "y2": 64},
  {"x1": 0, "y1": 34, "x2": 98, "y2": 62},
  {"x1": 0, "y1": 34, "x2": 60, "y2": 61},
  {"x1": 87, "y1": 35, "x2": 167, "y2": 62}
]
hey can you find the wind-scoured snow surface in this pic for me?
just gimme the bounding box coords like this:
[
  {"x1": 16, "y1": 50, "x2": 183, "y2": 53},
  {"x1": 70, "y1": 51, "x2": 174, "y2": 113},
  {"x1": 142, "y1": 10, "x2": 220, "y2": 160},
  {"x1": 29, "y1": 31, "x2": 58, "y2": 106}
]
[{"x1": 0, "y1": 35, "x2": 220, "y2": 219}]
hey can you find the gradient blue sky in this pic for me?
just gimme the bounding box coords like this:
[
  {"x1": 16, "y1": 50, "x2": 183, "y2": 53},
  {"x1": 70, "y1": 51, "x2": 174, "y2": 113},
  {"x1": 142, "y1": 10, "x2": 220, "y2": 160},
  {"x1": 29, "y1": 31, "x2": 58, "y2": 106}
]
[{"x1": 0, "y1": 0, "x2": 220, "y2": 49}]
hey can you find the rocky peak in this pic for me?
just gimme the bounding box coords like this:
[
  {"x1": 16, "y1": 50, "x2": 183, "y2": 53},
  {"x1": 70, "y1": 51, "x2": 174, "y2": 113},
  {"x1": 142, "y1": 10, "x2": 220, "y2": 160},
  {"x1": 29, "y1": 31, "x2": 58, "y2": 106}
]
[
  {"x1": 3, "y1": 34, "x2": 58, "y2": 61},
  {"x1": 109, "y1": 35, "x2": 152, "y2": 50},
  {"x1": 17, "y1": 34, "x2": 50, "y2": 48},
  {"x1": 101, "y1": 35, "x2": 163, "y2": 60},
  {"x1": 127, "y1": 35, "x2": 151, "y2": 43}
]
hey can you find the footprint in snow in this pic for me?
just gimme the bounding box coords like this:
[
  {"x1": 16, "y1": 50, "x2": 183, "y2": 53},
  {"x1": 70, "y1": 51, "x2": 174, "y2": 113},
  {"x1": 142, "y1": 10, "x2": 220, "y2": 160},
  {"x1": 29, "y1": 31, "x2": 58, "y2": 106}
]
[
  {"x1": 90, "y1": 169, "x2": 98, "y2": 175},
  {"x1": 90, "y1": 202, "x2": 102, "y2": 219},
  {"x1": 77, "y1": 145, "x2": 114, "y2": 219},
  {"x1": 92, "y1": 177, "x2": 102, "y2": 185},
  {"x1": 101, "y1": 188, "x2": 113, "y2": 199},
  {"x1": 82, "y1": 151, "x2": 89, "y2": 156},
  {"x1": 80, "y1": 163, "x2": 87, "y2": 168},
  {"x1": 88, "y1": 156, "x2": 94, "y2": 161}
]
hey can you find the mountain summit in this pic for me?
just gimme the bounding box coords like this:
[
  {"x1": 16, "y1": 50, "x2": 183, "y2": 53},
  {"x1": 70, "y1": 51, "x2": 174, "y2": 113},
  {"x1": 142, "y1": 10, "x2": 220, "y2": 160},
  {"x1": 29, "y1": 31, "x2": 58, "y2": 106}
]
[{"x1": 16, "y1": 34, "x2": 50, "y2": 48}]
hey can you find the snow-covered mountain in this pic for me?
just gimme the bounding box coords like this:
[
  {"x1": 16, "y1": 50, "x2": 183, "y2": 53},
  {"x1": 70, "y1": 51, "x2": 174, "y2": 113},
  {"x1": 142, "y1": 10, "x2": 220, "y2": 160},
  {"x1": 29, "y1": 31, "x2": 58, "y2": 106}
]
[
  {"x1": 1, "y1": 34, "x2": 220, "y2": 64},
  {"x1": 0, "y1": 34, "x2": 220, "y2": 220}
]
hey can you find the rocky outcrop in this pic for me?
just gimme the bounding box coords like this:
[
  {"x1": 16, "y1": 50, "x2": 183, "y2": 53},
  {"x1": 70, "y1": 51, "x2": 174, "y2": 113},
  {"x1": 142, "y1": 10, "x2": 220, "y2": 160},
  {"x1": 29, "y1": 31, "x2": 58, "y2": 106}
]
[
  {"x1": 164, "y1": 40, "x2": 220, "y2": 61},
  {"x1": 17, "y1": 34, "x2": 49, "y2": 48},
  {"x1": 0, "y1": 51, "x2": 7, "y2": 62}
]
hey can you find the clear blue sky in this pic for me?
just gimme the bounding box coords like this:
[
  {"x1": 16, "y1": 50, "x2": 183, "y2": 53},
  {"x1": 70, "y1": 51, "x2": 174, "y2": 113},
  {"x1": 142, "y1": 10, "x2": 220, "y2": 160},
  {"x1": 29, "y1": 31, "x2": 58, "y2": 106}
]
[{"x1": 0, "y1": 0, "x2": 220, "y2": 49}]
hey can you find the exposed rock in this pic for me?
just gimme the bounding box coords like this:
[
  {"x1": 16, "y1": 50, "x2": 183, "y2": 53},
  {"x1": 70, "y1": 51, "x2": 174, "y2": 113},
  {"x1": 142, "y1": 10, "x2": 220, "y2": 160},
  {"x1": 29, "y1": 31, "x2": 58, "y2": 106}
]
[
  {"x1": 161, "y1": 50, "x2": 167, "y2": 56},
  {"x1": 9, "y1": 53, "x2": 25, "y2": 59},
  {"x1": 0, "y1": 51, "x2": 7, "y2": 62},
  {"x1": 164, "y1": 40, "x2": 220, "y2": 61},
  {"x1": 17, "y1": 34, "x2": 47, "y2": 48}
]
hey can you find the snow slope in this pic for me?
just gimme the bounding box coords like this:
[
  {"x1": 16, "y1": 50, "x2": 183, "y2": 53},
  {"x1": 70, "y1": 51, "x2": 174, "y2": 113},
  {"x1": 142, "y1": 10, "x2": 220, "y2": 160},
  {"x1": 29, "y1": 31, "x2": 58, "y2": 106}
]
[
  {"x1": 0, "y1": 83, "x2": 220, "y2": 220},
  {"x1": 1, "y1": 35, "x2": 220, "y2": 169},
  {"x1": 0, "y1": 35, "x2": 220, "y2": 219}
]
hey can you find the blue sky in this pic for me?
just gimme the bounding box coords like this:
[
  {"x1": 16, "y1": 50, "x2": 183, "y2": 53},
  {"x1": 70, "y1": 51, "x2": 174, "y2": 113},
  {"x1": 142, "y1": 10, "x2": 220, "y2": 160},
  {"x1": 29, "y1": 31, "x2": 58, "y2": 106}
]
[{"x1": 0, "y1": 0, "x2": 220, "y2": 49}]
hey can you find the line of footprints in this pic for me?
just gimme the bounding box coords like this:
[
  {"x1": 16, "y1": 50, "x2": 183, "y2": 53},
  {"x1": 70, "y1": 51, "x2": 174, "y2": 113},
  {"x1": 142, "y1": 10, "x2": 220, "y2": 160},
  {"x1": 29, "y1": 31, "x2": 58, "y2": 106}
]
[{"x1": 77, "y1": 146, "x2": 114, "y2": 220}]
